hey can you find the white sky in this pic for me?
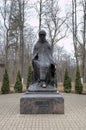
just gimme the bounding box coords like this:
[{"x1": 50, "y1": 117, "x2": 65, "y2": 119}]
[
  {"x1": 0, "y1": 0, "x2": 74, "y2": 54},
  {"x1": 28, "y1": 0, "x2": 74, "y2": 54},
  {"x1": 29, "y1": 0, "x2": 72, "y2": 26}
]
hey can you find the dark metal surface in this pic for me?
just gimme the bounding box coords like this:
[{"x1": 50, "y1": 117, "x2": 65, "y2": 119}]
[
  {"x1": 28, "y1": 82, "x2": 57, "y2": 92},
  {"x1": 31, "y1": 30, "x2": 56, "y2": 88}
]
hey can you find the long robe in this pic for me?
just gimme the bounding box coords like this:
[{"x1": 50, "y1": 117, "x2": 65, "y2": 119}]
[{"x1": 32, "y1": 40, "x2": 55, "y2": 83}]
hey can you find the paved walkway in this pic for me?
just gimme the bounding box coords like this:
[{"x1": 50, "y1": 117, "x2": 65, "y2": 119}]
[{"x1": 0, "y1": 93, "x2": 86, "y2": 130}]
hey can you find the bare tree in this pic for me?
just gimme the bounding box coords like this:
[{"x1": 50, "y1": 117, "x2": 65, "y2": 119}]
[
  {"x1": 43, "y1": 0, "x2": 68, "y2": 50},
  {"x1": 32, "y1": 0, "x2": 46, "y2": 31},
  {"x1": 81, "y1": 0, "x2": 86, "y2": 82},
  {"x1": 0, "y1": 0, "x2": 31, "y2": 83},
  {"x1": 0, "y1": 0, "x2": 14, "y2": 68},
  {"x1": 72, "y1": 0, "x2": 86, "y2": 82},
  {"x1": 53, "y1": 45, "x2": 76, "y2": 82},
  {"x1": 66, "y1": 0, "x2": 86, "y2": 82}
]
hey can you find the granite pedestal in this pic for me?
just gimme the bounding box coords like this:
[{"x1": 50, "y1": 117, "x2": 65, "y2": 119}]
[{"x1": 20, "y1": 83, "x2": 64, "y2": 114}]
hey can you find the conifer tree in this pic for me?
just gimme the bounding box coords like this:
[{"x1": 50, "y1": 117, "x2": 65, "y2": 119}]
[
  {"x1": 63, "y1": 68, "x2": 72, "y2": 93},
  {"x1": 75, "y1": 65, "x2": 83, "y2": 94},
  {"x1": 14, "y1": 70, "x2": 22, "y2": 93},
  {"x1": 1, "y1": 68, "x2": 10, "y2": 94},
  {"x1": 26, "y1": 65, "x2": 32, "y2": 89}
]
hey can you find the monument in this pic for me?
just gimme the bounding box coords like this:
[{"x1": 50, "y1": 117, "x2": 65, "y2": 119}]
[{"x1": 20, "y1": 30, "x2": 64, "y2": 114}]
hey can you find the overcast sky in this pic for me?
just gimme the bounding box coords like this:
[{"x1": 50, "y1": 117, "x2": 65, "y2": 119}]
[
  {"x1": 28, "y1": 0, "x2": 73, "y2": 54},
  {"x1": 0, "y1": 0, "x2": 73, "y2": 54},
  {"x1": 29, "y1": 0, "x2": 72, "y2": 27},
  {"x1": 58, "y1": 0, "x2": 73, "y2": 53}
]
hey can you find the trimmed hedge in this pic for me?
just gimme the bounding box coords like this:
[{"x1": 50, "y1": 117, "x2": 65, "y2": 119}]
[
  {"x1": 14, "y1": 70, "x2": 22, "y2": 93},
  {"x1": 63, "y1": 68, "x2": 72, "y2": 93},
  {"x1": 75, "y1": 65, "x2": 83, "y2": 94},
  {"x1": 1, "y1": 68, "x2": 10, "y2": 94}
]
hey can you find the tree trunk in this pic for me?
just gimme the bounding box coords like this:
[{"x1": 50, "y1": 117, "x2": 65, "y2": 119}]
[
  {"x1": 72, "y1": 0, "x2": 78, "y2": 65},
  {"x1": 19, "y1": 0, "x2": 25, "y2": 81},
  {"x1": 5, "y1": 29, "x2": 9, "y2": 69},
  {"x1": 82, "y1": 1, "x2": 86, "y2": 82},
  {"x1": 39, "y1": 0, "x2": 42, "y2": 31}
]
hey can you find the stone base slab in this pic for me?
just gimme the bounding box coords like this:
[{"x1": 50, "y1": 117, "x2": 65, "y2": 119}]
[
  {"x1": 28, "y1": 83, "x2": 57, "y2": 92},
  {"x1": 20, "y1": 93, "x2": 64, "y2": 114}
]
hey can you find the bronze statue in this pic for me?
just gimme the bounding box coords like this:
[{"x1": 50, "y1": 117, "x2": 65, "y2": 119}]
[{"x1": 32, "y1": 30, "x2": 56, "y2": 88}]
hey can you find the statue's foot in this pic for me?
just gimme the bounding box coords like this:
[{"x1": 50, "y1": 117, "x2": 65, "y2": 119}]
[
  {"x1": 40, "y1": 81, "x2": 47, "y2": 88},
  {"x1": 42, "y1": 83, "x2": 47, "y2": 88}
]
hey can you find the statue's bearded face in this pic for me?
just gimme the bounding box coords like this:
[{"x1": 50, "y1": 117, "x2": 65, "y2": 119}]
[{"x1": 39, "y1": 34, "x2": 45, "y2": 42}]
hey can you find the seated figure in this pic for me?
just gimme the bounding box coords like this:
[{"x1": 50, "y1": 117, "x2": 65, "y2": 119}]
[{"x1": 32, "y1": 30, "x2": 56, "y2": 87}]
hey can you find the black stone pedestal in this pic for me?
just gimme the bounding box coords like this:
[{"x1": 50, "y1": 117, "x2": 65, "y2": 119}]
[{"x1": 20, "y1": 92, "x2": 64, "y2": 114}]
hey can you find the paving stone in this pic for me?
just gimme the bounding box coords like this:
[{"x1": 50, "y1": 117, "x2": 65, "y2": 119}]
[{"x1": 0, "y1": 93, "x2": 86, "y2": 130}]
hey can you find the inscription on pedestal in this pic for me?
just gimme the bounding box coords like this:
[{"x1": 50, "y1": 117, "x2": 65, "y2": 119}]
[{"x1": 35, "y1": 101, "x2": 49, "y2": 107}]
